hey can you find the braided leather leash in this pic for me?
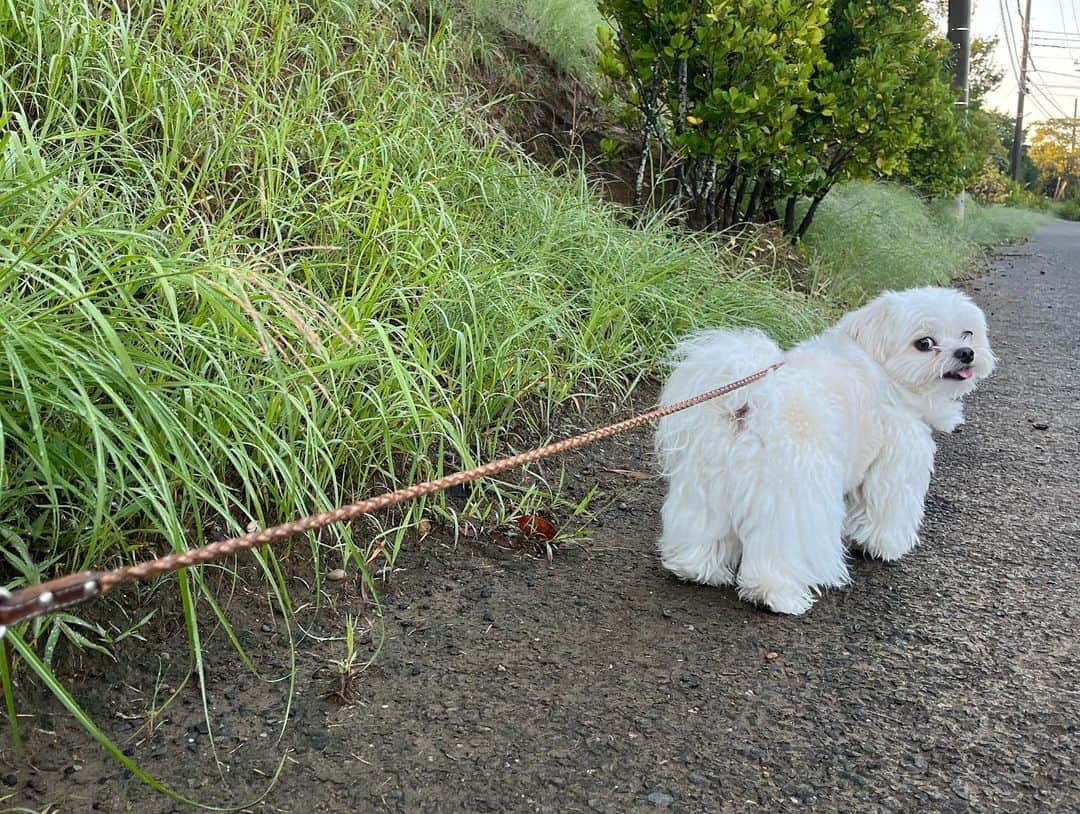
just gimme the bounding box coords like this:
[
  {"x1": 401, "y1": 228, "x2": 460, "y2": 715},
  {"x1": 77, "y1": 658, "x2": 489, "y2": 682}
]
[{"x1": 0, "y1": 363, "x2": 781, "y2": 635}]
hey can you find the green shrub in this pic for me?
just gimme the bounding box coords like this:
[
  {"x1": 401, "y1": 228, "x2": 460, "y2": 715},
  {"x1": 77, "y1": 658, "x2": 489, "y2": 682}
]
[
  {"x1": 597, "y1": 0, "x2": 828, "y2": 226},
  {"x1": 1004, "y1": 182, "x2": 1052, "y2": 211},
  {"x1": 968, "y1": 162, "x2": 1009, "y2": 205},
  {"x1": 1058, "y1": 198, "x2": 1080, "y2": 221},
  {"x1": 596, "y1": 0, "x2": 974, "y2": 237}
]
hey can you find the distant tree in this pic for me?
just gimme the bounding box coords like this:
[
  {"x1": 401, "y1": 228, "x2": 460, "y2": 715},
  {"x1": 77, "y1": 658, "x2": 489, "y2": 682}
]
[
  {"x1": 1028, "y1": 118, "x2": 1080, "y2": 199},
  {"x1": 966, "y1": 107, "x2": 1011, "y2": 170}
]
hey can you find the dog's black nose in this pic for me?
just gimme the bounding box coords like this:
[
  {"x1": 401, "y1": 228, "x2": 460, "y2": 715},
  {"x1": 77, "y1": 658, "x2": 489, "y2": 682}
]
[{"x1": 954, "y1": 347, "x2": 974, "y2": 364}]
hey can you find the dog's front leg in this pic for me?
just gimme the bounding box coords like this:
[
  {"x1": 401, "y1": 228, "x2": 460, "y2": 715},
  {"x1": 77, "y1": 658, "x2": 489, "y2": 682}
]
[{"x1": 845, "y1": 419, "x2": 934, "y2": 561}]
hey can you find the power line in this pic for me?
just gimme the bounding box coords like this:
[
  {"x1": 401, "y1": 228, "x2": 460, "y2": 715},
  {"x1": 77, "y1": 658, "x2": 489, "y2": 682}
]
[
  {"x1": 1000, "y1": 0, "x2": 1022, "y2": 77},
  {"x1": 1042, "y1": 0, "x2": 1079, "y2": 73},
  {"x1": 1028, "y1": 78, "x2": 1071, "y2": 117},
  {"x1": 1008, "y1": 1, "x2": 1080, "y2": 122},
  {"x1": 1027, "y1": 91, "x2": 1059, "y2": 120},
  {"x1": 1030, "y1": 29, "x2": 1080, "y2": 39}
]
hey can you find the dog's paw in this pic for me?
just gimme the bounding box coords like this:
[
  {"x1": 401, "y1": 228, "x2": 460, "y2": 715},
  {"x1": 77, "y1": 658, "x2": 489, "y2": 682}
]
[
  {"x1": 662, "y1": 557, "x2": 736, "y2": 587},
  {"x1": 738, "y1": 580, "x2": 815, "y2": 616},
  {"x1": 861, "y1": 532, "x2": 919, "y2": 562},
  {"x1": 765, "y1": 592, "x2": 815, "y2": 616},
  {"x1": 929, "y1": 401, "x2": 964, "y2": 433}
]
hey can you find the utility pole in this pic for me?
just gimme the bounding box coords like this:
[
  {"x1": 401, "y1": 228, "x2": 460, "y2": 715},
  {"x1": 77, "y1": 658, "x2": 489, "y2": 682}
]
[
  {"x1": 1071, "y1": 98, "x2": 1078, "y2": 197},
  {"x1": 947, "y1": 0, "x2": 971, "y2": 219},
  {"x1": 947, "y1": 0, "x2": 970, "y2": 101},
  {"x1": 1010, "y1": 0, "x2": 1034, "y2": 181}
]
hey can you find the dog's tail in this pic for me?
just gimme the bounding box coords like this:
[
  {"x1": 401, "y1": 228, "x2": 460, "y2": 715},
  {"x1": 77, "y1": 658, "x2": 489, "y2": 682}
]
[
  {"x1": 659, "y1": 328, "x2": 783, "y2": 409},
  {"x1": 655, "y1": 329, "x2": 783, "y2": 468}
]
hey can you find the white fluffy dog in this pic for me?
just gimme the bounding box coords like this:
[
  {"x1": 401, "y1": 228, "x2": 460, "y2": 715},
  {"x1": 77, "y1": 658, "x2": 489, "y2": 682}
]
[{"x1": 655, "y1": 287, "x2": 994, "y2": 615}]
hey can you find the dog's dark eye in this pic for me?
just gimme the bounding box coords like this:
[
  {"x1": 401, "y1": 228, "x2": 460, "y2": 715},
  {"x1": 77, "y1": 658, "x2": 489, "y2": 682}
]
[
  {"x1": 960, "y1": 330, "x2": 973, "y2": 340},
  {"x1": 913, "y1": 337, "x2": 935, "y2": 352}
]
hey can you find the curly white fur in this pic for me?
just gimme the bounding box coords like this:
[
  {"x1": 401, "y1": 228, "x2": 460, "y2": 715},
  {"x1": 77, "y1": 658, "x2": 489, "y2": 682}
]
[{"x1": 655, "y1": 287, "x2": 995, "y2": 615}]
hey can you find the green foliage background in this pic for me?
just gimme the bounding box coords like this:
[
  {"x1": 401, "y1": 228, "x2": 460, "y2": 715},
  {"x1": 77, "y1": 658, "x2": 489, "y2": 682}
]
[{"x1": 597, "y1": 0, "x2": 995, "y2": 234}]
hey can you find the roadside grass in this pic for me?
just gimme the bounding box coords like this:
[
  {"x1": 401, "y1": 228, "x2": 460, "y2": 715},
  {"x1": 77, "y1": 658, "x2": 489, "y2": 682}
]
[
  {"x1": 801, "y1": 181, "x2": 1049, "y2": 305},
  {"x1": 0, "y1": 0, "x2": 821, "y2": 597},
  {"x1": 436, "y1": 0, "x2": 604, "y2": 75},
  {"x1": 0, "y1": 0, "x2": 821, "y2": 798}
]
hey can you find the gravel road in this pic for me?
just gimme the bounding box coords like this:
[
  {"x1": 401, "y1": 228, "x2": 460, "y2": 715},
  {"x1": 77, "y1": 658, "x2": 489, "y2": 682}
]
[{"x1": 5, "y1": 221, "x2": 1078, "y2": 812}]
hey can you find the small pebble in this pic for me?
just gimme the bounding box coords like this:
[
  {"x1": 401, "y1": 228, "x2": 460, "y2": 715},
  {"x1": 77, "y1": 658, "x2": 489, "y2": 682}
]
[
  {"x1": 260, "y1": 623, "x2": 272, "y2": 633},
  {"x1": 482, "y1": 611, "x2": 495, "y2": 623},
  {"x1": 326, "y1": 568, "x2": 347, "y2": 582},
  {"x1": 647, "y1": 790, "x2": 674, "y2": 807}
]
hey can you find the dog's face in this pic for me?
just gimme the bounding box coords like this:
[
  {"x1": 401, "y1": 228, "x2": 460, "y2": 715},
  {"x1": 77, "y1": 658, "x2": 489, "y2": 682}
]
[{"x1": 838, "y1": 287, "x2": 995, "y2": 398}]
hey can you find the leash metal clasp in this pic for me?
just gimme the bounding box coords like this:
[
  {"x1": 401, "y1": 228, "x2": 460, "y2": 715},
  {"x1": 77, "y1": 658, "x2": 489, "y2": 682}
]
[{"x1": 0, "y1": 572, "x2": 103, "y2": 637}]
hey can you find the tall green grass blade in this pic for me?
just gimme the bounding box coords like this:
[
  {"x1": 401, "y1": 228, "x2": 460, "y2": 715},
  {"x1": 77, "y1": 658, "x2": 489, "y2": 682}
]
[{"x1": 0, "y1": 638, "x2": 21, "y2": 755}]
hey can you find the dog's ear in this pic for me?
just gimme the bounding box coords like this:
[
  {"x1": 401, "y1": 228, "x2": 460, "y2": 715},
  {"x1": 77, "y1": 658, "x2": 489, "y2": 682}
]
[{"x1": 837, "y1": 295, "x2": 893, "y2": 363}]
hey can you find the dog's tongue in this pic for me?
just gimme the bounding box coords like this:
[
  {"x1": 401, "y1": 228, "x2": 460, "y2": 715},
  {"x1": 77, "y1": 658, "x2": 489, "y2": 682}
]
[{"x1": 955, "y1": 367, "x2": 974, "y2": 380}]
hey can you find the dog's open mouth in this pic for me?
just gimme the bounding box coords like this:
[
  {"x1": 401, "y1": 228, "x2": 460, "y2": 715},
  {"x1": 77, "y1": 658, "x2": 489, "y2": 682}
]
[{"x1": 943, "y1": 366, "x2": 974, "y2": 381}]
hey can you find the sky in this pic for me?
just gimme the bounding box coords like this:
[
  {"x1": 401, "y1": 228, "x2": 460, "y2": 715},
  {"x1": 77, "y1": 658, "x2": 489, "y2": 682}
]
[{"x1": 970, "y1": 0, "x2": 1080, "y2": 123}]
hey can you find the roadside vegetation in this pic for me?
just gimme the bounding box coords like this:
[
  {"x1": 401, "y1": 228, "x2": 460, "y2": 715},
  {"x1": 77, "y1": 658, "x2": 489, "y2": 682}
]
[
  {"x1": 0, "y1": 0, "x2": 1053, "y2": 803},
  {"x1": 438, "y1": 0, "x2": 603, "y2": 74},
  {"x1": 1058, "y1": 199, "x2": 1080, "y2": 221},
  {"x1": 802, "y1": 182, "x2": 1049, "y2": 304}
]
